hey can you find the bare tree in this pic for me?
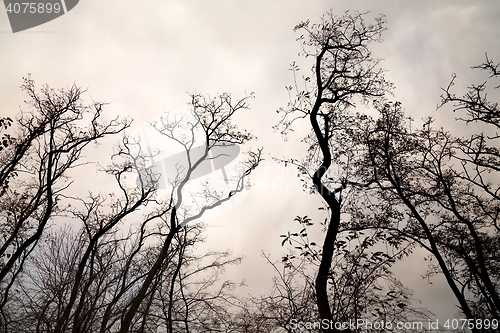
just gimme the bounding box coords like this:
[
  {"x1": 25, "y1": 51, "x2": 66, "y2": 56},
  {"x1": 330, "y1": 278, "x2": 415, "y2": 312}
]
[
  {"x1": 438, "y1": 55, "x2": 500, "y2": 319},
  {"x1": 9, "y1": 222, "x2": 245, "y2": 333},
  {"x1": 0, "y1": 76, "x2": 130, "y2": 326},
  {"x1": 0, "y1": 78, "x2": 262, "y2": 333},
  {"x1": 353, "y1": 56, "x2": 500, "y2": 331},
  {"x1": 274, "y1": 10, "x2": 391, "y2": 332},
  {"x1": 272, "y1": 216, "x2": 436, "y2": 333},
  {"x1": 152, "y1": 229, "x2": 245, "y2": 333},
  {"x1": 249, "y1": 253, "x2": 318, "y2": 333},
  {"x1": 118, "y1": 92, "x2": 262, "y2": 332}
]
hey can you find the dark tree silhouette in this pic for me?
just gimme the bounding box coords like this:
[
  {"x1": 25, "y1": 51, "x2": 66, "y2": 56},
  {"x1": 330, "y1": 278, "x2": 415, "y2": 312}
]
[
  {"x1": 368, "y1": 58, "x2": 500, "y2": 324},
  {"x1": 340, "y1": 56, "x2": 500, "y2": 332},
  {"x1": 0, "y1": 76, "x2": 130, "y2": 323},
  {"x1": 275, "y1": 10, "x2": 500, "y2": 333},
  {"x1": 0, "y1": 78, "x2": 261, "y2": 333},
  {"x1": 271, "y1": 216, "x2": 438, "y2": 333},
  {"x1": 275, "y1": 10, "x2": 391, "y2": 332},
  {"x1": 118, "y1": 93, "x2": 262, "y2": 333}
]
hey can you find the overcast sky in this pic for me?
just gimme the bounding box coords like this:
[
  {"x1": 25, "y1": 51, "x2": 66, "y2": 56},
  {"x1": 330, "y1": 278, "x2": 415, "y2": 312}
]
[{"x1": 1, "y1": 0, "x2": 500, "y2": 323}]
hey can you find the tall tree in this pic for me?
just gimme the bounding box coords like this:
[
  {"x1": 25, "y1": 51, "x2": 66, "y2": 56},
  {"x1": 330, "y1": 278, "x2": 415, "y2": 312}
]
[
  {"x1": 275, "y1": 10, "x2": 391, "y2": 332},
  {"x1": 0, "y1": 78, "x2": 262, "y2": 333},
  {"x1": 118, "y1": 93, "x2": 262, "y2": 333},
  {"x1": 0, "y1": 76, "x2": 130, "y2": 320},
  {"x1": 351, "y1": 56, "x2": 500, "y2": 331},
  {"x1": 271, "y1": 216, "x2": 436, "y2": 333}
]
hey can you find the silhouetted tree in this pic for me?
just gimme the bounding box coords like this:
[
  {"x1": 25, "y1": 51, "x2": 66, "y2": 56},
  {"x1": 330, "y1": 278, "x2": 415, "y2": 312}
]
[
  {"x1": 118, "y1": 93, "x2": 262, "y2": 333},
  {"x1": 275, "y1": 10, "x2": 500, "y2": 333},
  {"x1": 0, "y1": 78, "x2": 262, "y2": 333},
  {"x1": 355, "y1": 56, "x2": 500, "y2": 331},
  {"x1": 275, "y1": 10, "x2": 392, "y2": 332},
  {"x1": 0, "y1": 76, "x2": 130, "y2": 326},
  {"x1": 8, "y1": 223, "x2": 244, "y2": 333},
  {"x1": 270, "y1": 216, "x2": 437, "y2": 333}
]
